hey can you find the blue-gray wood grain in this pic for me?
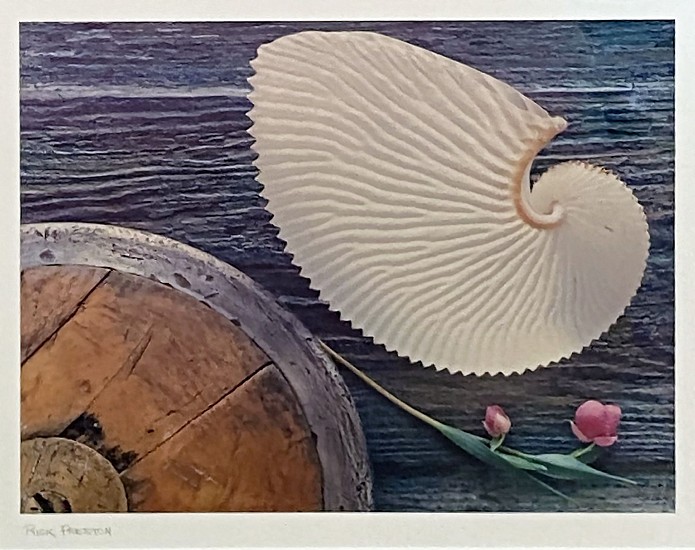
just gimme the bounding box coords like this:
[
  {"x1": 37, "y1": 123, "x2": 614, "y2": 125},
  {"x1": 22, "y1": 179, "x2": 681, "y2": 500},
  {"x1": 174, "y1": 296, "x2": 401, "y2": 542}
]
[{"x1": 19, "y1": 21, "x2": 674, "y2": 512}]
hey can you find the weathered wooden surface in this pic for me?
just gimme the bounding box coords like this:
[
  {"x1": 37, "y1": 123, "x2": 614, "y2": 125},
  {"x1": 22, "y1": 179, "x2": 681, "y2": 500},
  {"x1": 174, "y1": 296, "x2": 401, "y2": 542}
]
[
  {"x1": 124, "y1": 365, "x2": 322, "y2": 512},
  {"x1": 19, "y1": 264, "x2": 354, "y2": 511},
  {"x1": 19, "y1": 21, "x2": 674, "y2": 512},
  {"x1": 21, "y1": 437, "x2": 128, "y2": 513},
  {"x1": 20, "y1": 265, "x2": 106, "y2": 362},
  {"x1": 21, "y1": 223, "x2": 373, "y2": 511}
]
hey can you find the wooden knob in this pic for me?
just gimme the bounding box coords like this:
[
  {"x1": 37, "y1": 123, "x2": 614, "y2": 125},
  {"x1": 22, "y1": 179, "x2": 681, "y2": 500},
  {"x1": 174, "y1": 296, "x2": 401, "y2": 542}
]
[{"x1": 21, "y1": 437, "x2": 128, "y2": 513}]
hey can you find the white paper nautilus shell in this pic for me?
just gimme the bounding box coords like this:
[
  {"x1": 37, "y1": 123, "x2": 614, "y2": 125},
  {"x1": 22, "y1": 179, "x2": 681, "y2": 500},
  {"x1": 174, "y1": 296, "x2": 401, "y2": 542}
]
[{"x1": 247, "y1": 31, "x2": 650, "y2": 376}]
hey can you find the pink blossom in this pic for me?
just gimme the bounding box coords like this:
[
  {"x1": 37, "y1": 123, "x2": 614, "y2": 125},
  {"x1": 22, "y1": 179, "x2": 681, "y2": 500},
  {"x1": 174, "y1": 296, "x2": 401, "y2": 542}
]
[
  {"x1": 570, "y1": 400, "x2": 622, "y2": 447},
  {"x1": 483, "y1": 405, "x2": 511, "y2": 437}
]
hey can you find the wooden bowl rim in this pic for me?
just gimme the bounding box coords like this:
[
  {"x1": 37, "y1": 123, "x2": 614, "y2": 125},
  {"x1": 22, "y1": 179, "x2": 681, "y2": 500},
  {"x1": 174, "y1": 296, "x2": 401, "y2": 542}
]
[{"x1": 21, "y1": 222, "x2": 373, "y2": 511}]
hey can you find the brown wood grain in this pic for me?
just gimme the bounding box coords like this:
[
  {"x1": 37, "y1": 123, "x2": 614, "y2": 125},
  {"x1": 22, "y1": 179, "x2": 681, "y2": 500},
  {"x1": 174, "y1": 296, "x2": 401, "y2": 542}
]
[
  {"x1": 21, "y1": 266, "x2": 108, "y2": 362},
  {"x1": 121, "y1": 365, "x2": 323, "y2": 512},
  {"x1": 20, "y1": 265, "x2": 326, "y2": 512},
  {"x1": 22, "y1": 267, "x2": 271, "y2": 444},
  {"x1": 21, "y1": 271, "x2": 155, "y2": 438},
  {"x1": 70, "y1": 271, "x2": 271, "y2": 462}
]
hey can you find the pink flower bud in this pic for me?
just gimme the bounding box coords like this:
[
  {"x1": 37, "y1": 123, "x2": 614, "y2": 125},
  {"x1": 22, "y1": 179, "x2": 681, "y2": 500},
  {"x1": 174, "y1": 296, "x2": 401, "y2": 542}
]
[
  {"x1": 570, "y1": 400, "x2": 622, "y2": 447},
  {"x1": 483, "y1": 405, "x2": 511, "y2": 437}
]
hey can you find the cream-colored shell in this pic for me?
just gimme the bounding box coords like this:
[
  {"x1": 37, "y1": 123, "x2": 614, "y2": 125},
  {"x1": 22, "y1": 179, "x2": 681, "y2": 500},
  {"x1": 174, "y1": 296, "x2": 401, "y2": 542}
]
[{"x1": 247, "y1": 31, "x2": 650, "y2": 375}]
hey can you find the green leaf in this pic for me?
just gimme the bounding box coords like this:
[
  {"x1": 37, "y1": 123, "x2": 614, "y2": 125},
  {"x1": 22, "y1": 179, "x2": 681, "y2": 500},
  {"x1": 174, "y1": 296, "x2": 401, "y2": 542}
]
[
  {"x1": 497, "y1": 453, "x2": 548, "y2": 472},
  {"x1": 435, "y1": 422, "x2": 515, "y2": 470},
  {"x1": 432, "y1": 422, "x2": 573, "y2": 501},
  {"x1": 528, "y1": 453, "x2": 637, "y2": 486}
]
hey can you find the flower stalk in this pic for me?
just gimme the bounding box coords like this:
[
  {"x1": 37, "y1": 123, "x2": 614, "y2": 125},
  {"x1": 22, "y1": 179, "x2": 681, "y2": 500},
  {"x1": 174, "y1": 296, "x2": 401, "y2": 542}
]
[
  {"x1": 319, "y1": 340, "x2": 440, "y2": 429},
  {"x1": 571, "y1": 442, "x2": 596, "y2": 458},
  {"x1": 319, "y1": 340, "x2": 636, "y2": 500}
]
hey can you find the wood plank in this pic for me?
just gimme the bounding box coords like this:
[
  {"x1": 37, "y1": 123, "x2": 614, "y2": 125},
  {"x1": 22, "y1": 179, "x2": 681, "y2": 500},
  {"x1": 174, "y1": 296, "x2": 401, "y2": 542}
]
[
  {"x1": 21, "y1": 265, "x2": 108, "y2": 362},
  {"x1": 21, "y1": 268, "x2": 270, "y2": 450},
  {"x1": 121, "y1": 365, "x2": 323, "y2": 512},
  {"x1": 62, "y1": 270, "x2": 272, "y2": 465},
  {"x1": 21, "y1": 271, "x2": 154, "y2": 438}
]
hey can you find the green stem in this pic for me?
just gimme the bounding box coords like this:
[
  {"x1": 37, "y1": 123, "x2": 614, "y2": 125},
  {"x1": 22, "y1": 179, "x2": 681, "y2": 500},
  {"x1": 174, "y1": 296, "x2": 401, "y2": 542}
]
[
  {"x1": 571, "y1": 442, "x2": 596, "y2": 458},
  {"x1": 319, "y1": 341, "x2": 588, "y2": 465},
  {"x1": 490, "y1": 434, "x2": 505, "y2": 451},
  {"x1": 319, "y1": 340, "x2": 441, "y2": 430}
]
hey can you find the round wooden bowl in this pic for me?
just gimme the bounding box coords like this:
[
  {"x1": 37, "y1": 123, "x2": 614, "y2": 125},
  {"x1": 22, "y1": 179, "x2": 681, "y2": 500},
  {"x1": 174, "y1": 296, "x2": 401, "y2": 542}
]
[{"x1": 20, "y1": 223, "x2": 372, "y2": 513}]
